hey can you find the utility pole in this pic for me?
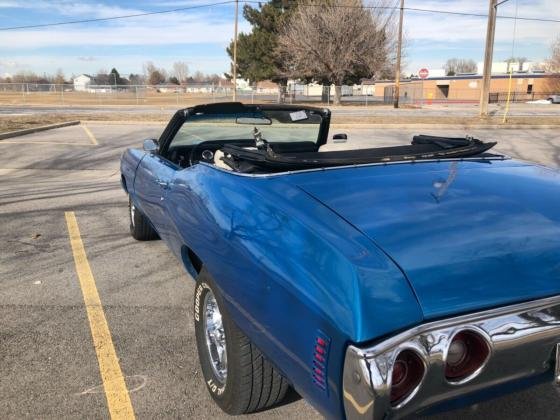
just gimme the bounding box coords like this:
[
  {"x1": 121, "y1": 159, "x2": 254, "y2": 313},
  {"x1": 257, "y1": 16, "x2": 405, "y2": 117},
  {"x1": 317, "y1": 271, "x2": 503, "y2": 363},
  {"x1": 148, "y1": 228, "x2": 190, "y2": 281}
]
[
  {"x1": 394, "y1": 0, "x2": 404, "y2": 108},
  {"x1": 479, "y1": 0, "x2": 498, "y2": 117},
  {"x1": 232, "y1": 0, "x2": 239, "y2": 101}
]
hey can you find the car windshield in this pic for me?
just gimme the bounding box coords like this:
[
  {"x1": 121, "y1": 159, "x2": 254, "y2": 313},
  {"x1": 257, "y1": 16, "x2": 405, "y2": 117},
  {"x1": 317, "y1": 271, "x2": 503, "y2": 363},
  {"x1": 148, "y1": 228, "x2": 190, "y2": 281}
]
[{"x1": 170, "y1": 109, "x2": 323, "y2": 147}]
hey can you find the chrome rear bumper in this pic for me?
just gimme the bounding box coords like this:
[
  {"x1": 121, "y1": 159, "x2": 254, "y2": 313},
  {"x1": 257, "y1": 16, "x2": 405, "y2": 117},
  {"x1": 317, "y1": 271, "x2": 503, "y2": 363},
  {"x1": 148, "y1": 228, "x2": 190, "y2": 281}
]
[{"x1": 343, "y1": 295, "x2": 560, "y2": 419}]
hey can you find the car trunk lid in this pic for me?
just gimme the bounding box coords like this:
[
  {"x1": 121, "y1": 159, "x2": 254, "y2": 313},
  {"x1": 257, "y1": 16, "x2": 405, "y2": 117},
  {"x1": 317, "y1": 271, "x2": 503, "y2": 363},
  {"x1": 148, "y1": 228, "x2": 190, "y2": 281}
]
[{"x1": 292, "y1": 160, "x2": 560, "y2": 319}]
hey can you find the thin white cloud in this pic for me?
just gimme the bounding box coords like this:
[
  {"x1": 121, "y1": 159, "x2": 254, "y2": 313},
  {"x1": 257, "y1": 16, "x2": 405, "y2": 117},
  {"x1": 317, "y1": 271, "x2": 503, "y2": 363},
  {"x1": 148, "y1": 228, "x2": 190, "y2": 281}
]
[
  {"x1": 403, "y1": 0, "x2": 559, "y2": 43},
  {"x1": 0, "y1": 0, "x2": 557, "y2": 75},
  {"x1": 0, "y1": 0, "x2": 143, "y2": 17},
  {"x1": 0, "y1": 9, "x2": 249, "y2": 49}
]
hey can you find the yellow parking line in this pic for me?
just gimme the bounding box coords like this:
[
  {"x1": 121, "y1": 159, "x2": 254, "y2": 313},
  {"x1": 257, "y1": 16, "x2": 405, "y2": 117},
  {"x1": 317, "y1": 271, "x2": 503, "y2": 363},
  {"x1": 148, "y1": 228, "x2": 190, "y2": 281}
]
[
  {"x1": 65, "y1": 211, "x2": 135, "y2": 420},
  {"x1": 81, "y1": 125, "x2": 98, "y2": 145}
]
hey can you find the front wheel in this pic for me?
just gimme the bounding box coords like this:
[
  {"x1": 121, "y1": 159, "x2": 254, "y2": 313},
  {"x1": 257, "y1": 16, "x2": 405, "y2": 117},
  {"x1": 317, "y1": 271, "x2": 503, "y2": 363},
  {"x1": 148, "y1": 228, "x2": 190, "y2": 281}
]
[{"x1": 194, "y1": 269, "x2": 289, "y2": 414}]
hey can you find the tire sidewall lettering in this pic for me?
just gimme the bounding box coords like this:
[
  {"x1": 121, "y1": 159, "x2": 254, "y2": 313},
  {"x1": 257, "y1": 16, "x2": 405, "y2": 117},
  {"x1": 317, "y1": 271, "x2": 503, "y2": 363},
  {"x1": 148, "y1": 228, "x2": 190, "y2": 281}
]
[
  {"x1": 194, "y1": 281, "x2": 210, "y2": 322},
  {"x1": 207, "y1": 378, "x2": 226, "y2": 396},
  {"x1": 195, "y1": 280, "x2": 227, "y2": 397}
]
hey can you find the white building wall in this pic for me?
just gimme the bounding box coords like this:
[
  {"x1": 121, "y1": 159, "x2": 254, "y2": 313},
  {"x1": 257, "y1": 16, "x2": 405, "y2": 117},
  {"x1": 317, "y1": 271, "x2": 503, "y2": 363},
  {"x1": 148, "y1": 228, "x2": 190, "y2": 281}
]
[{"x1": 73, "y1": 75, "x2": 92, "y2": 92}]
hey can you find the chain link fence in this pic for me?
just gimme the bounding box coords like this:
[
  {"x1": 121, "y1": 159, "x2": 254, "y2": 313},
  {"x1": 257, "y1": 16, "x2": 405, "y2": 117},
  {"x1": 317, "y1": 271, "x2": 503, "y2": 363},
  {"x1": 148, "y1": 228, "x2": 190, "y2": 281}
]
[
  {"x1": 0, "y1": 82, "x2": 380, "y2": 106},
  {"x1": 0, "y1": 82, "x2": 556, "y2": 107}
]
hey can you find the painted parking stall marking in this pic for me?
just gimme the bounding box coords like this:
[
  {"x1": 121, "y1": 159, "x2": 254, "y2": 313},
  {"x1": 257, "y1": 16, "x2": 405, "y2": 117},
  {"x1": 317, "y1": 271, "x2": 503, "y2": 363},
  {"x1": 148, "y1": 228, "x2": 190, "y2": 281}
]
[
  {"x1": 81, "y1": 124, "x2": 99, "y2": 145},
  {"x1": 65, "y1": 211, "x2": 135, "y2": 420}
]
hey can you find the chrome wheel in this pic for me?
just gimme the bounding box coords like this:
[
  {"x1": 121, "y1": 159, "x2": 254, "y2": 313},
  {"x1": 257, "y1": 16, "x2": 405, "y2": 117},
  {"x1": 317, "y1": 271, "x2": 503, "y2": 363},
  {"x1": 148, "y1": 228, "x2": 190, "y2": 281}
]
[
  {"x1": 203, "y1": 290, "x2": 227, "y2": 382},
  {"x1": 130, "y1": 201, "x2": 136, "y2": 226}
]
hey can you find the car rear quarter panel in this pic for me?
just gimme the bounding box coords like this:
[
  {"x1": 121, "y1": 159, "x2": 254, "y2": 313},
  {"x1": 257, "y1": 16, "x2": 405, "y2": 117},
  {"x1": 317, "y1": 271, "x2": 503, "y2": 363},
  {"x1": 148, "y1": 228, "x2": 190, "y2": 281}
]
[{"x1": 163, "y1": 164, "x2": 423, "y2": 418}]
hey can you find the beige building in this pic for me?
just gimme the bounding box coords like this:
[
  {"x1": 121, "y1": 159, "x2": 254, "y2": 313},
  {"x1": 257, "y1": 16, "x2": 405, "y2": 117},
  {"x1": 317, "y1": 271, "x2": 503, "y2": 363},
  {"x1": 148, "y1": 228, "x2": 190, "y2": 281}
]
[{"x1": 375, "y1": 73, "x2": 560, "y2": 103}]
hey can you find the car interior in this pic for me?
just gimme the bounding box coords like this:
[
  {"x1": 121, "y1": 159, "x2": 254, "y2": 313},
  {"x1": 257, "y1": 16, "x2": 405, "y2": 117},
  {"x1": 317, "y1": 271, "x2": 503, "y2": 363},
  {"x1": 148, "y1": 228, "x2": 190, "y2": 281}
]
[{"x1": 155, "y1": 103, "x2": 500, "y2": 174}]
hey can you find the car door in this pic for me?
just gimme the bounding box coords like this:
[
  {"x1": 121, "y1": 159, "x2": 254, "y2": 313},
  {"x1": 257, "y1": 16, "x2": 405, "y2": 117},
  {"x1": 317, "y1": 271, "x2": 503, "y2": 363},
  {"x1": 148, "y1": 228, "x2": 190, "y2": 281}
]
[{"x1": 133, "y1": 152, "x2": 177, "y2": 241}]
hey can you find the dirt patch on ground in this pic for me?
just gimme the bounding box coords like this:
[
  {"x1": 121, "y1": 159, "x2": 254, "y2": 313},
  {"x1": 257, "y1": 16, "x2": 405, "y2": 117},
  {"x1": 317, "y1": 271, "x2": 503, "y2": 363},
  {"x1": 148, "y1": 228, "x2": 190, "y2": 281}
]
[
  {"x1": 0, "y1": 115, "x2": 77, "y2": 133},
  {"x1": 0, "y1": 113, "x2": 168, "y2": 133}
]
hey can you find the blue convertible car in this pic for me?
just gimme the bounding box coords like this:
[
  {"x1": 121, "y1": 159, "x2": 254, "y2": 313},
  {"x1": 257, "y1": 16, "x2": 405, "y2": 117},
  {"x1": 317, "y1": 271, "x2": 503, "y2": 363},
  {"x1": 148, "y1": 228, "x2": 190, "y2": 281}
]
[{"x1": 121, "y1": 102, "x2": 560, "y2": 419}]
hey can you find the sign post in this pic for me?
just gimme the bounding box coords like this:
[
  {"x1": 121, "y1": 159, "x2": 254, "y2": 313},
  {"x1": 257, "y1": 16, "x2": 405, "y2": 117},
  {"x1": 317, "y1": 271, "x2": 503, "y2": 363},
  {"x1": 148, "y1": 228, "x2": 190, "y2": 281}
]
[{"x1": 418, "y1": 68, "x2": 429, "y2": 106}]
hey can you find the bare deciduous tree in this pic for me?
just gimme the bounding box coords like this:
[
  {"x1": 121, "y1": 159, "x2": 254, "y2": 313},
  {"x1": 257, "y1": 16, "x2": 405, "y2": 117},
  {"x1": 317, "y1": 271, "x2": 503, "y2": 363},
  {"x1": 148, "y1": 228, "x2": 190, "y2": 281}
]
[
  {"x1": 148, "y1": 70, "x2": 166, "y2": 85},
  {"x1": 504, "y1": 56, "x2": 527, "y2": 72},
  {"x1": 546, "y1": 36, "x2": 560, "y2": 72},
  {"x1": 172, "y1": 61, "x2": 189, "y2": 83},
  {"x1": 143, "y1": 61, "x2": 156, "y2": 79},
  {"x1": 192, "y1": 70, "x2": 206, "y2": 83},
  {"x1": 277, "y1": 0, "x2": 397, "y2": 104},
  {"x1": 54, "y1": 68, "x2": 65, "y2": 85},
  {"x1": 444, "y1": 58, "x2": 477, "y2": 76},
  {"x1": 143, "y1": 61, "x2": 167, "y2": 85}
]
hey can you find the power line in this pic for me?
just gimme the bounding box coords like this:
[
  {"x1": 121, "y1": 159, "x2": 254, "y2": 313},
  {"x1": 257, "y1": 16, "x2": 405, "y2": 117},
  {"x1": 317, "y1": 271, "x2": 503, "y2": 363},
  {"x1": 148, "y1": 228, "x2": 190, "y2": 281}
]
[
  {"x1": 0, "y1": 1, "x2": 237, "y2": 31},
  {"x1": 404, "y1": 6, "x2": 560, "y2": 23},
  {"x1": 283, "y1": 2, "x2": 560, "y2": 23},
  {"x1": 0, "y1": 0, "x2": 559, "y2": 31}
]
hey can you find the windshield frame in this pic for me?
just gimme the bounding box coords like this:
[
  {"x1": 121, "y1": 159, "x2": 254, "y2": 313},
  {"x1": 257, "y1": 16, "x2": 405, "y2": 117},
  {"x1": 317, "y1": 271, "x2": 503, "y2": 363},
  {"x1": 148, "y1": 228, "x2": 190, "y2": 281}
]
[{"x1": 157, "y1": 102, "x2": 331, "y2": 159}]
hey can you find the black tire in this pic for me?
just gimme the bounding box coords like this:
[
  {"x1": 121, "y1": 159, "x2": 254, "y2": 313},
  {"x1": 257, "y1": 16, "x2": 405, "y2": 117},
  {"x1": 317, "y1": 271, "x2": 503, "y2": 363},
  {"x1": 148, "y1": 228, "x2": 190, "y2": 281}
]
[
  {"x1": 194, "y1": 269, "x2": 289, "y2": 414},
  {"x1": 128, "y1": 196, "x2": 158, "y2": 240}
]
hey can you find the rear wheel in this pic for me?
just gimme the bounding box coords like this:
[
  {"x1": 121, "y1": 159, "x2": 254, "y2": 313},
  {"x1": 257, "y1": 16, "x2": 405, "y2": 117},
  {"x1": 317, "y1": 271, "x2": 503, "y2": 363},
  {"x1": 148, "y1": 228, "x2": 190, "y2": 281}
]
[
  {"x1": 128, "y1": 196, "x2": 158, "y2": 240},
  {"x1": 194, "y1": 269, "x2": 289, "y2": 414}
]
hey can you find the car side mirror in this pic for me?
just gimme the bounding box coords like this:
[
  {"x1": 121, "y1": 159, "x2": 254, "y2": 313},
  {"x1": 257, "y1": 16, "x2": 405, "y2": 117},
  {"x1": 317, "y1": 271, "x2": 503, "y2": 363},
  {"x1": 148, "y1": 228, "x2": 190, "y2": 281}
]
[
  {"x1": 143, "y1": 138, "x2": 159, "y2": 153},
  {"x1": 333, "y1": 133, "x2": 347, "y2": 143}
]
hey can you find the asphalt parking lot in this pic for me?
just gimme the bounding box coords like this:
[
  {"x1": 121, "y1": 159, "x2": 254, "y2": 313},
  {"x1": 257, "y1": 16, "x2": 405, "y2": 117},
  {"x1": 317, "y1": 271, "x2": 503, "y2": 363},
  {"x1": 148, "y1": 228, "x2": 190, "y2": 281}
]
[{"x1": 1, "y1": 123, "x2": 560, "y2": 419}]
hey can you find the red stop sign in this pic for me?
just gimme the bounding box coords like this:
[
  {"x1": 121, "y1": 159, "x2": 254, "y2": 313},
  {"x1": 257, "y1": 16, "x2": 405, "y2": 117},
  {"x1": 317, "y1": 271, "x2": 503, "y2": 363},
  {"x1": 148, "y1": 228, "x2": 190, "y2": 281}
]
[{"x1": 419, "y1": 68, "x2": 429, "y2": 79}]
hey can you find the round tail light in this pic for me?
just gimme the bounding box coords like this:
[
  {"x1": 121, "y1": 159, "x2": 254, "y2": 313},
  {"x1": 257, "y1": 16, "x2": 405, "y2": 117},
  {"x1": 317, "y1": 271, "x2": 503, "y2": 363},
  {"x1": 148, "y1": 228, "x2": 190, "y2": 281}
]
[
  {"x1": 390, "y1": 350, "x2": 425, "y2": 405},
  {"x1": 445, "y1": 330, "x2": 490, "y2": 382}
]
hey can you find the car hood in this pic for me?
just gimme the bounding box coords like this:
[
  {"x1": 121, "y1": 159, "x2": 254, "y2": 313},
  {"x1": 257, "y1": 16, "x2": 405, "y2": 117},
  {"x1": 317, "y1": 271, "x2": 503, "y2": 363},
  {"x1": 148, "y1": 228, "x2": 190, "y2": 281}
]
[{"x1": 292, "y1": 159, "x2": 560, "y2": 319}]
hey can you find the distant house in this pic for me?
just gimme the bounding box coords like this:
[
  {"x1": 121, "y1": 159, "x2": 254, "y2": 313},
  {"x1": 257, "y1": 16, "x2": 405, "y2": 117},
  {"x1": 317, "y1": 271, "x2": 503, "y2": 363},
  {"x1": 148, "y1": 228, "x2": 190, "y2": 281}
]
[
  {"x1": 234, "y1": 78, "x2": 251, "y2": 91},
  {"x1": 256, "y1": 80, "x2": 278, "y2": 94},
  {"x1": 73, "y1": 74, "x2": 93, "y2": 92},
  {"x1": 360, "y1": 79, "x2": 375, "y2": 96},
  {"x1": 156, "y1": 84, "x2": 184, "y2": 93},
  {"x1": 287, "y1": 80, "x2": 354, "y2": 97},
  {"x1": 73, "y1": 73, "x2": 132, "y2": 92},
  {"x1": 185, "y1": 83, "x2": 214, "y2": 93}
]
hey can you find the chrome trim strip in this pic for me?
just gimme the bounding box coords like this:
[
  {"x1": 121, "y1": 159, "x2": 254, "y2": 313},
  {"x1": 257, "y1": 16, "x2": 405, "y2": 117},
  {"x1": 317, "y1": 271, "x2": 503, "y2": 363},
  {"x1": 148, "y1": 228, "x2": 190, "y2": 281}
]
[
  {"x1": 356, "y1": 294, "x2": 560, "y2": 358},
  {"x1": 556, "y1": 343, "x2": 560, "y2": 386},
  {"x1": 343, "y1": 294, "x2": 560, "y2": 420},
  {"x1": 199, "y1": 155, "x2": 511, "y2": 178}
]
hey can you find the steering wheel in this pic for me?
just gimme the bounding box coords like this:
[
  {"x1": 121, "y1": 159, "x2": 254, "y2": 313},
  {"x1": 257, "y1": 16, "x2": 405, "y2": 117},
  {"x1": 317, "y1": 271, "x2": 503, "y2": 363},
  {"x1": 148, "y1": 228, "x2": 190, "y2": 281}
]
[{"x1": 189, "y1": 141, "x2": 220, "y2": 166}]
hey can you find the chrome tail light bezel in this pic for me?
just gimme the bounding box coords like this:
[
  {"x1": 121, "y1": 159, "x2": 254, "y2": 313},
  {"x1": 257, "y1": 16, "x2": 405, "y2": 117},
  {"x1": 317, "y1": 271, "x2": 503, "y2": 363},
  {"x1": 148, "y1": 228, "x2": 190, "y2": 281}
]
[
  {"x1": 343, "y1": 295, "x2": 560, "y2": 420},
  {"x1": 443, "y1": 327, "x2": 492, "y2": 385},
  {"x1": 389, "y1": 347, "x2": 427, "y2": 408}
]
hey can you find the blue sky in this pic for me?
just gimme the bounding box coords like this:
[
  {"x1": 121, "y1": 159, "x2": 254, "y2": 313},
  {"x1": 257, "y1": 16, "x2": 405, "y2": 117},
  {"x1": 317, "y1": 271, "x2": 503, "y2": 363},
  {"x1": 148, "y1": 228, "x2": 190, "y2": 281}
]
[{"x1": 0, "y1": 0, "x2": 558, "y2": 79}]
